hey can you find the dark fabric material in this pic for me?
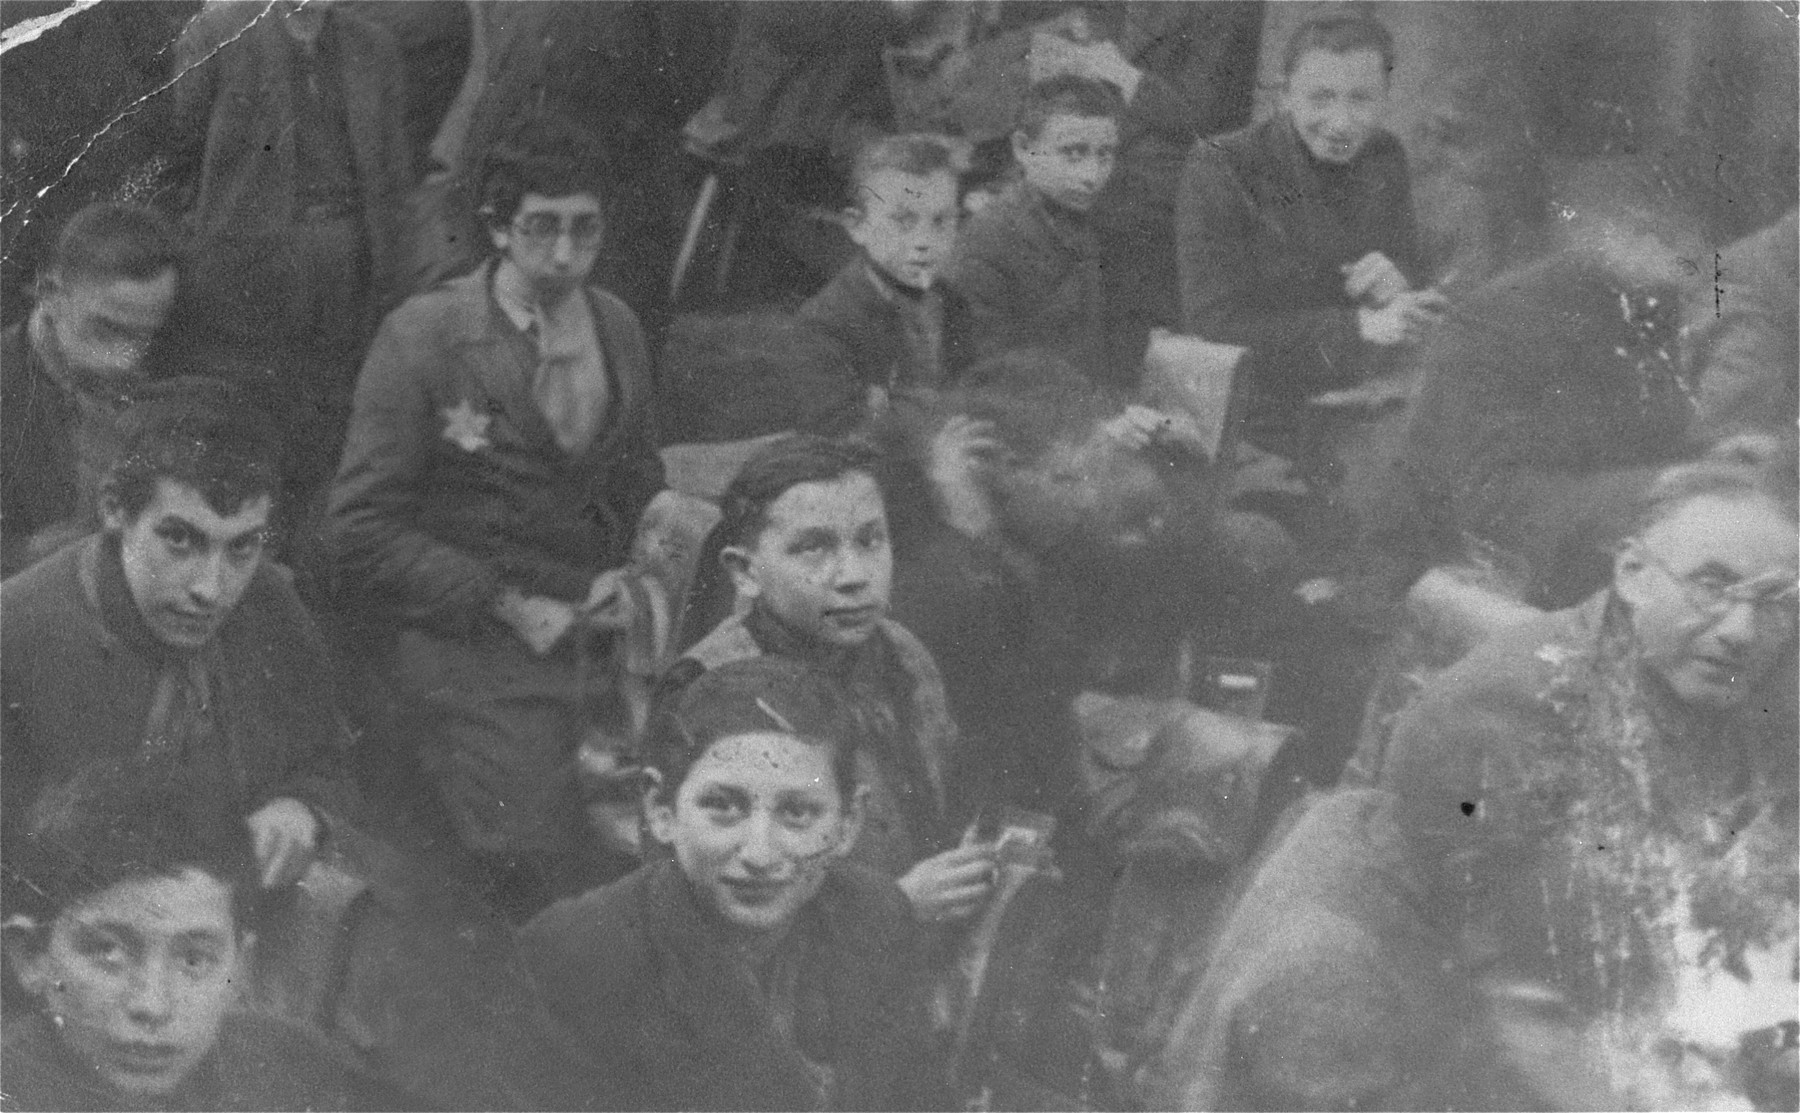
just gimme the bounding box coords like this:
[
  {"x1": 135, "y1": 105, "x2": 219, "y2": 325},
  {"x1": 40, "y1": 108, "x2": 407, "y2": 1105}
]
[
  {"x1": 945, "y1": 182, "x2": 1107, "y2": 382},
  {"x1": 1176, "y1": 113, "x2": 1423, "y2": 449},
  {"x1": 325, "y1": 263, "x2": 663, "y2": 638},
  {"x1": 670, "y1": 608, "x2": 959, "y2": 878},
  {"x1": 168, "y1": 2, "x2": 414, "y2": 345},
  {"x1": 0, "y1": 535, "x2": 355, "y2": 900},
  {"x1": 0, "y1": 1009, "x2": 414, "y2": 1112},
  {"x1": 518, "y1": 857, "x2": 935, "y2": 1112},
  {"x1": 1396, "y1": 251, "x2": 1696, "y2": 607},
  {"x1": 798, "y1": 260, "x2": 976, "y2": 393},
  {"x1": 1687, "y1": 209, "x2": 1799, "y2": 447},
  {"x1": 1145, "y1": 788, "x2": 1466, "y2": 1112}
]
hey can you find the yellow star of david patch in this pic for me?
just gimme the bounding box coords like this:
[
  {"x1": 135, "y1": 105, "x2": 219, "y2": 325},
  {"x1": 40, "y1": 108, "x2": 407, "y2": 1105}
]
[{"x1": 441, "y1": 398, "x2": 493, "y2": 452}]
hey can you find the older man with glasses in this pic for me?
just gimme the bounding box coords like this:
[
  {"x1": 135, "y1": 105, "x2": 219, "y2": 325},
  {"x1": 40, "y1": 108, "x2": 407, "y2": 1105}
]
[
  {"x1": 326, "y1": 114, "x2": 665, "y2": 923},
  {"x1": 1151, "y1": 438, "x2": 1798, "y2": 1111}
]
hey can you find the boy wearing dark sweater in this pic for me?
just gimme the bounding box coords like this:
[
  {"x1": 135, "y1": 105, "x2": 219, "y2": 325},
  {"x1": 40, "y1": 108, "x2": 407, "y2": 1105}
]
[{"x1": 798, "y1": 134, "x2": 975, "y2": 413}]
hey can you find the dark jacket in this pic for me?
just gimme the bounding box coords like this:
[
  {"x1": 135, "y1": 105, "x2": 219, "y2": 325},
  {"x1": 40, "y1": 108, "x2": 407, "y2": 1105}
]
[
  {"x1": 798, "y1": 259, "x2": 975, "y2": 393},
  {"x1": 1177, "y1": 113, "x2": 1422, "y2": 439},
  {"x1": 325, "y1": 264, "x2": 663, "y2": 639},
  {"x1": 168, "y1": 1, "x2": 414, "y2": 332},
  {"x1": 1, "y1": 535, "x2": 353, "y2": 869},
  {"x1": 946, "y1": 182, "x2": 1106, "y2": 378},
  {"x1": 518, "y1": 856, "x2": 935, "y2": 1111},
  {"x1": 0, "y1": 1009, "x2": 411, "y2": 1112},
  {"x1": 1397, "y1": 251, "x2": 1694, "y2": 605}
]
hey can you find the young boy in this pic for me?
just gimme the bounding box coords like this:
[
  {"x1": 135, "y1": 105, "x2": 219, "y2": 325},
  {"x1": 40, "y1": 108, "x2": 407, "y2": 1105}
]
[
  {"x1": 2, "y1": 765, "x2": 404, "y2": 1110},
  {"x1": 662, "y1": 434, "x2": 996, "y2": 924},
  {"x1": 944, "y1": 75, "x2": 1124, "y2": 383},
  {"x1": 798, "y1": 133, "x2": 974, "y2": 413},
  {"x1": 326, "y1": 113, "x2": 664, "y2": 921}
]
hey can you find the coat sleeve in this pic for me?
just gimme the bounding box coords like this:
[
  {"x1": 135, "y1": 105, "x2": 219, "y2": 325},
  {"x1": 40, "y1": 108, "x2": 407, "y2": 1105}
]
[
  {"x1": 164, "y1": 3, "x2": 244, "y2": 216},
  {"x1": 943, "y1": 210, "x2": 1042, "y2": 363},
  {"x1": 324, "y1": 306, "x2": 504, "y2": 638},
  {"x1": 255, "y1": 565, "x2": 363, "y2": 823},
  {"x1": 1176, "y1": 140, "x2": 1364, "y2": 378}
]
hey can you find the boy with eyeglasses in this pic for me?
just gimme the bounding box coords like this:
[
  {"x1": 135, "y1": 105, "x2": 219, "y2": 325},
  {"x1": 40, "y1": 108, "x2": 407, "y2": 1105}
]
[{"x1": 327, "y1": 114, "x2": 665, "y2": 922}]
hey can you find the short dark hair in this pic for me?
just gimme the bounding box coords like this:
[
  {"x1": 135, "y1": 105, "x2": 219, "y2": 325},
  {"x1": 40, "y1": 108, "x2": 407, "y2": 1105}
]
[
  {"x1": 647, "y1": 657, "x2": 864, "y2": 806},
  {"x1": 717, "y1": 434, "x2": 884, "y2": 551},
  {"x1": 479, "y1": 113, "x2": 612, "y2": 230},
  {"x1": 102, "y1": 378, "x2": 282, "y2": 522},
  {"x1": 1629, "y1": 433, "x2": 1799, "y2": 537},
  {"x1": 9, "y1": 759, "x2": 259, "y2": 934},
  {"x1": 849, "y1": 133, "x2": 963, "y2": 208},
  {"x1": 46, "y1": 201, "x2": 184, "y2": 286},
  {"x1": 1015, "y1": 75, "x2": 1127, "y2": 142},
  {"x1": 1281, "y1": 16, "x2": 1396, "y2": 81}
]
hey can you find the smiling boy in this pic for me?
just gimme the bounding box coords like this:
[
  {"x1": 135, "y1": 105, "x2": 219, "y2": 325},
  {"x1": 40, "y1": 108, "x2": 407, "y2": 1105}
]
[{"x1": 2, "y1": 386, "x2": 353, "y2": 913}]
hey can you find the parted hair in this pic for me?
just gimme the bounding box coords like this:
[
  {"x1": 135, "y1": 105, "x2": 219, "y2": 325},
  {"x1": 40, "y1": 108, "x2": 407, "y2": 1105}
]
[
  {"x1": 1630, "y1": 433, "x2": 1799, "y2": 536},
  {"x1": 849, "y1": 133, "x2": 964, "y2": 208},
  {"x1": 645, "y1": 657, "x2": 865, "y2": 805},
  {"x1": 46, "y1": 201, "x2": 185, "y2": 286},
  {"x1": 103, "y1": 378, "x2": 282, "y2": 521},
  {"x1": 1015, "y1": 75, "x2": 1127, "y2": 141},
  {"x1": 8, "y1": 759, "x2": 259, "y2": 934},
  {"x1": 479, "y1": 112, "x2": 613, "y2": 229},
  {"x1": 1281, "y1": 15, "x2": 1396, "y2": 79},
  {"x1": 717, "y1": 434, "x2": 885, "y2": 551}
]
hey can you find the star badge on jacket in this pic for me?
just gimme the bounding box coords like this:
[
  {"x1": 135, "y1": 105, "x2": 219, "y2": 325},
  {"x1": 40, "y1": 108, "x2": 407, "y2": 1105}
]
[{"x1": 441, "y1": 398, "x2": 493, "y2": 453}]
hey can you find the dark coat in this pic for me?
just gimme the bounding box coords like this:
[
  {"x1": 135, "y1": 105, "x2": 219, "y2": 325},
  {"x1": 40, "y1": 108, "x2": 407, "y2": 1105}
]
[
  {"x1": 518, "y1": 857, "x2": 935, "y2": 1112},
  {"x1": 1397, "y1": 251, "x2": 1695, "y2": 606},
  {"x1": 325, "y1": 264, "x2": 663, "y2": 639},
  {"x1": 0, "y1": 1009, "x2": 410, "y2": 1112},
  {"x1": 169, "y1": 1, "x2": 414, "y2": 334},
  {"x1": 1177, "y1": 113, "x2": 1422, "y2": 441},
  {"x1": 946, "y1": 182, "x2": 1106, "y2": 379},
  {"x1": 1, "y1": 535, "x2": 353, "y2": 866},
  {"x1": 798, "y1": 259, "x2": 975, "y2": 393}
]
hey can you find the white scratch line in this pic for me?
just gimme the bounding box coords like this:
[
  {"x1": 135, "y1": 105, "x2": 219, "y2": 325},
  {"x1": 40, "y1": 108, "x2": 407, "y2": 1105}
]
[
  {"x1": 0, "y1": 0, "x2": 105, "y2": 55},
  {"x1": 3, "y1": 0, "x2": 281, "y2": 226}
]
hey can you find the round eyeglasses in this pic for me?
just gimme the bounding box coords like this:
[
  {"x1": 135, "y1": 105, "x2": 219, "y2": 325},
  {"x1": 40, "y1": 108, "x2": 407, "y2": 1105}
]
[
  {"x1": 1636, "y1": 545, "x2": 1799, "y2": 626},
  {"x1": 510, "y1": 213, "x2": 604, "y2": 250}
]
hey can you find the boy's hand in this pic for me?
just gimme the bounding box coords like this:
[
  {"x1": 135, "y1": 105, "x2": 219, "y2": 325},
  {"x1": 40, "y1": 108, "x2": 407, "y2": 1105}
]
[
  {"x1": 1341, "y1": 251, "x2": 1410, "y2": 307},
  {"x1": 580, "y1": 568, "x2": 637, "y2": 632},
  {"x1": 495, "y1": 589, "x2": 580, "y2": 655},
  {"x1": 928, "y1": 415, "x2": 1001, "y2": 539},
  {"x1": 899, "y1": 841, "x2": 998, "y2": 923},
  {"x1": 246, "y1": 797, "x2": 320, "y2": 889},
  {"x1": 1357, "y1": 289, "x2": 1448, "y2": 346}
]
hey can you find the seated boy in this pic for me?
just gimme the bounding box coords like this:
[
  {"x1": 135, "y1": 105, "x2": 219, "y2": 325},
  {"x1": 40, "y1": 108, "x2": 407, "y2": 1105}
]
[
  {"x1": 798, "y1": 134, "x2": 975, "y2": 413},
  {"x1": 2, "y1": 383, "x2": 351, "y2": 907},
  {"x1": 2, "y1": 763, "x2": 410, "y2": 1111},
  {"x1": 661, "y1": 434, "x2": 996, "y2": 925},
  {"x1": 944, "y1": 75, "x2": 1123, "y2": 384},
  {"x1": 326, "y1": 113, "x2": 665, "y2": 922}
]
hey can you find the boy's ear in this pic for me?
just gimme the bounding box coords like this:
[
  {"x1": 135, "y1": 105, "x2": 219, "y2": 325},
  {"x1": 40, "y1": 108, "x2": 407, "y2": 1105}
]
[
  {"x1": 99, "y1": 488, "x2": 128, "y2": 534},
  {"x1": 643, "y1": 771, "x2": 674, "y2": 846},
  {"x1": 1613, "y1": 540, "x2": 1650, "y2": 609},
  {"x1": 831, "y1": 784, "x2": 869, "y2": 860},
  {"x1": 1011, "y1": 129, "x2": 1035, "y2": 162},
  {"x1": 721, "y1": 545, "x2": 760, "y2": 601},
  {"x1": 3, "y1": 916, "x2": 52, "y2": 997}
]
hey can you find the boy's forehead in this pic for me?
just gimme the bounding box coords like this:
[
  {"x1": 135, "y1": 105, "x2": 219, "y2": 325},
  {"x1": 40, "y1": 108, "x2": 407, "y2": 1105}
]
[
  {"x1": 140, "y1": 477, "x2": 272, "y2": 534},
  {"x1": 516, "y1": 191, "x2": 603, "y2": 216},
  {"x1": 858, "y1": 168, "x2": 958, "y2": 210},
  {"x1": 1038, "y1": 114, "x2": 1119, "y2": 144},
  {"x1": 764, "y1": 472, "x2": 886, "y2": 528}
]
